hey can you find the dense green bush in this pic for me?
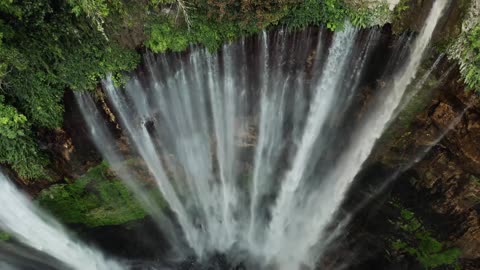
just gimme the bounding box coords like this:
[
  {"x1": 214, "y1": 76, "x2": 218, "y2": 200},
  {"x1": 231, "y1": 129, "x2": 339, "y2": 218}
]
[
  {"x1": 0, "y1": 0, "x2": 394, "y2": 179},
  {"x1": 146, "y1": 19, "x2": 190, "y2": 52},
  {"x1": 145, "y1": 0, "x2": 287, "y2": 52},
  {"x1": 0, "y1": 231, "x2": 10, "y2": 241},
  {"x1": 459, "y1": 24, "x2": 480, "y2": 91},
  {"x1": 145, "y1": 0, "x2": 390, "y2": 52},
  {"x1": 0, "y1": 0, "x2": 139, "y2": 178},
  {"x1": 36, "y1": 162, "x2": 155, "y2": 227},
  {"x1": 290, "y1": 0, "x2": 350, "y2": 30},
  {"x1": 389, "y1": 204, "x2": 462, "y2": 269},
  {"x1": 0, "y1": 95, "x2": 48, "y2": 178}
]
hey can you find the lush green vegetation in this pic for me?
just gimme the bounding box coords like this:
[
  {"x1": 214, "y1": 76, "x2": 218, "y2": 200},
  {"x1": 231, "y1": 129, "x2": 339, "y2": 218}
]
[
  {"x1": 0, "y1": 0, "x2": 476, "y2": 181},
  {"x1": 0, "y1": 0, "x2": 139, "y2": 179},
  {"x1": 36, "y1": 162, "x2": 163, "y2": 227},
  {"x1": 388, "y1": 202, "x2": 462, "y2": 269},
  {"x1": 145, "y1": 0, "x2": 390, "y2": 53},
  {"x1": 0, "y1": 95, "x2": 49, "y2": 178},
  {"x1": 457, "y1": 24, "x2": 480, "y2": 92},
  {"x1": 0, "y1": 0, "x2": 394, "y2": 180},
  {"x1": 0, "y1": 231, "x2": 10, "y2": 241},
  {"x1": 446, "y1": 0, "x2": 480, "y2": 93}
]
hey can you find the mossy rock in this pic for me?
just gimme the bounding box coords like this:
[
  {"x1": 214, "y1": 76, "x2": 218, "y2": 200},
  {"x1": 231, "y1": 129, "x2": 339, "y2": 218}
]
[
  {"x1": 387, "y1": 201, "x2": 463, "y2": 269},
  {"x1": 36, "y1": 162, "x2": 165, "y2": 228},
  {"x1": 0, "y1": 231, "x2": 11, "y2": 241}
]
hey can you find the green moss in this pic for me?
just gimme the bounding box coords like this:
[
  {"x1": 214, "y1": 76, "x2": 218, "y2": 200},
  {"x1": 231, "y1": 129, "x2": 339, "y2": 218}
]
[
  {"x1": 36, "y1": 162, "x2": 163, "y2": 227},
  {"x1": 388, "y1": 202, "x2": 462, "y2": 269},
  {"x1": 145, "y1": 0, "x2": 393, "y2": 53},
  {"x1": 447, "y1": 0, "x2": 480, "y2": 93},
  {"x1": 0, "y1": 0, "x2": 140, "y2": 179},
  {"x1": 375, "y1": 65, "x2": 439, "y2": 162},
  {"x1": 145, "y1": 20, "x2": 190, "y2": 52},
  {"x1": 0, "y1": 0, "x2": 397, "y2": 179},
  {"x1": 460, "y1": 24, "x2": 480, "y2": 91},
  {"x1": 391, "y1": 0, "x2": 412, "y2": 33},
  {"x1": 280, "y1": 0, "x2": 389, "y2": 30},
  {"x1": 470, "y1": 175, "x2": 480, "y2": 185},
  {"x1": 145, "y1": 14, "x2": 241, "y2": 53},
  {"x1": 0, "y1": 231, "x2": 11, "y2": 241}
]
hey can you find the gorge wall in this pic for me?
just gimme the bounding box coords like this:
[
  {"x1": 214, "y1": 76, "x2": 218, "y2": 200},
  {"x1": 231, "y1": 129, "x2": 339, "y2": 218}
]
[{"x1": 2, "y1": 1, "x2": 480, "y2": 270}]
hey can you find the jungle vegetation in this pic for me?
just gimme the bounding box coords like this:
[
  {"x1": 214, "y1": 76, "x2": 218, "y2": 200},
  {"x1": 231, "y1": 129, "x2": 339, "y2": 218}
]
[
  {"x1": 0, "y1": 0, "x2": 478, "y2": 180},
  {"x1": 0, "y1": 0, "x2": 389, "y2": 179}
]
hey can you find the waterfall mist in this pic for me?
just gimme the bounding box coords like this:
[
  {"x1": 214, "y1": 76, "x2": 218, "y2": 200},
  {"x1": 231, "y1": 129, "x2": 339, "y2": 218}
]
[
  {"x1": 76, "y1": 2, "x2": 446, "y2": 269},
  {"x1": 0, "y1": 1, "x2": 450, "y2": 269},
  {"x1": 0, "y1": 172, "x2": 124, "y2": 270}
]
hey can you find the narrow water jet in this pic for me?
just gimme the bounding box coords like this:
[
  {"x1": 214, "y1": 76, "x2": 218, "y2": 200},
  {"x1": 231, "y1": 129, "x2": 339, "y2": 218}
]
[
  {"x1": 74, "y1": 92, "x2": 186, "y2": 257},
  {"x1": 0, "y1": 172, "x2": 124, "y2": 270}
]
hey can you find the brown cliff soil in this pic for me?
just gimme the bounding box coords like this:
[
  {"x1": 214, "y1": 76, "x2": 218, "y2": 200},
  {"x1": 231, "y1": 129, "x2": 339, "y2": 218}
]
[{"x1": 372, "y1": 64, "x2": 480, "y2": 267}]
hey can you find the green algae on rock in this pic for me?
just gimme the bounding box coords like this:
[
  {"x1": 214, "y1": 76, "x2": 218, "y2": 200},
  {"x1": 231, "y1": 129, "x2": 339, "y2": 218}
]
[
  {"x1": 36, "y1": 162, "x2": 162, "y2": 228},
  {"x1": 0, "y1": 231, "x2": 10, "y2": 241},
  {"x1": 387, "y1": 201, "x2": 463, "y2": 270}
]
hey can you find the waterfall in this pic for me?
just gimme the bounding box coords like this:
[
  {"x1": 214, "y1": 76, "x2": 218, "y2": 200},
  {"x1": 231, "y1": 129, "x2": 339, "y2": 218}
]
[
  {"x1": 0, "y1": 172, "x2": 123, "y2": 270},
  {"x1": 264, "y1": 1, "x2": 448, "y2": 268},
  {"x1": 72, "y1": 1, "x2": 448, "y2": 268},
  {"x1": 0, "y1": 1, "x2": 449, "y2": 269}
]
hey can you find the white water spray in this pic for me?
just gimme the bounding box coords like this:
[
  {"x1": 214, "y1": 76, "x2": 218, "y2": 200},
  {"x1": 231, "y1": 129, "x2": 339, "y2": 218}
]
[
  {"x1": 71, "y1": 2, "x2": 448, "y2": 269},
  {"x1": 0, "y1": 172, "x2": 123, "y2": 270}
]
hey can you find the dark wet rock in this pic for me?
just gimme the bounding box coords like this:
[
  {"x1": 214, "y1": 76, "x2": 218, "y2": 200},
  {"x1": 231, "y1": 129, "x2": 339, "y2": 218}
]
[{"x1": 372, "y1": 66, "x2": 480, "y2": 266}]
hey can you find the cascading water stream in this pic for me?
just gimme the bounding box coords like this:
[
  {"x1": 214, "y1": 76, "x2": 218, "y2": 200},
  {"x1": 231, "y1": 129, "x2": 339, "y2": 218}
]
[
  {"x1": 264, "y1": 26, "x2": 358, "y2": 251},
  {"x1": 74, "y1": 93, "x2": 185, "y2": 256},
  {"x1": 73, "y1": 1, "x2": 447, "y2": 267},
  {"x1": 264, "y1": 2, "x2": 448, "y2": 268},
  {"x1": 0, "y1": 1, "x2": 449, "y2": 269},
  {"x1": 0, "y1": 172, "x2": 123, "y2": 270}
]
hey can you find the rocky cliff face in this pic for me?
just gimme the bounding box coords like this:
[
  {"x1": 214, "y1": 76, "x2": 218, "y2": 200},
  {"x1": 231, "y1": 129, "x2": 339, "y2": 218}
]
[
  {"x1": 9, "y1": 1, "x2": 479, "y2": 268},
  {"x1": 365, "y1": 63, "x2": 480, "y2": 269},
  {"x1": 307, "y1": 0, "x2": 480, "y2": 259},
  {"x1": 404, "y1": 90, "x2": 480, "y2": 261}
]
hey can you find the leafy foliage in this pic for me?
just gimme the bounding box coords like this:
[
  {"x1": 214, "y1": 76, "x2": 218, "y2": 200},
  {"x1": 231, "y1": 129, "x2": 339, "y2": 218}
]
[
  {"x1": 0, "y1": 0, "x2": 394, "y2": 179},
  {"x1": 390, "y1": 0, "x2": 411, "y2": 32},
  {"x1": 458, "y1": 24, "x2": 480, "y2": 91},
  {"x1": 146, "y1": 19, "x2": 190, "y2": 52},
  {"x1": 277, "y1": 0, "x2": 343, "y2": 30},
  {"x1": 2, "y1": 1, "x2": 139, "y2": 127},
  {"x1": 145, "y1": 0, "x2": 289, "y2": 52},
  {"x1": 0, "y1": 95, "x2": 48, "y2": 178},
  {"x1": 388, "y1": 203, "x2": 462, "y2": 269},
  {"x1": 67, "y1": 0, "x2": 123, "y2": 35},
  {"x1": 0, "y1": 95, "x2": 27, "y2": 140},
  {"x1": 0, "y1": 231, "x2": 10, "y2": 241},
  {"x1": 145, "y1": 0, "x2": 391, "y2": 52},
  {"x1": 36, "y1": 162, "x2": 161, "y2": 227},
  {"x1": 0, "y1": 0, "x2": 139, "y2": 178},
  {"x1": 444, "y1": 1, "x2": 480, "y2": 93}
]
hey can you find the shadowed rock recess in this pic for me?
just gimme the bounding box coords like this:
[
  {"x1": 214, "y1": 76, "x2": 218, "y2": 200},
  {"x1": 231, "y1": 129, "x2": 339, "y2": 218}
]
[{"x1": 0, "y1": 0, "x2": 480, "y2": 270}]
